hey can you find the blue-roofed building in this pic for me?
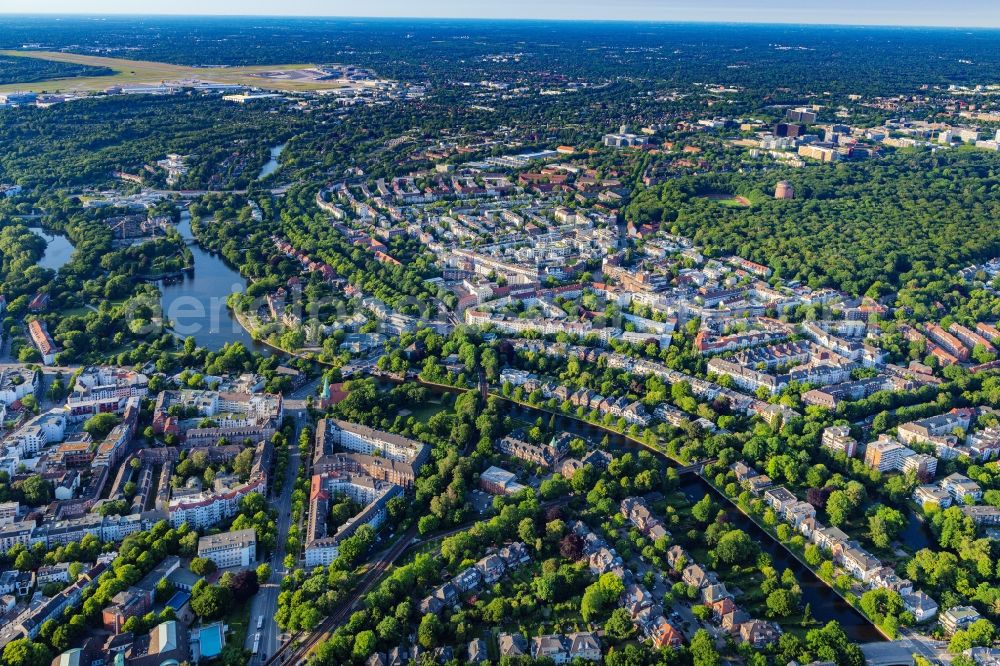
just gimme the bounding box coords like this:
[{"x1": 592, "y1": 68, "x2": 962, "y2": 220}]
[{"x1": 164, "y1": 591, "x2": 190, "y2": 613}]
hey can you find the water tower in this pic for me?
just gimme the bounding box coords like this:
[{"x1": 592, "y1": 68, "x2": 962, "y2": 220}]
[{"x1": 774, "y1": 181, "x2": 794, "y2": 200}]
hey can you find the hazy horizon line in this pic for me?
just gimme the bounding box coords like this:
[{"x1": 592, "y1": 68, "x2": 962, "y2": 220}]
[{"x1": 1, "y1": 12, "x2": 1000, "y2": 31}]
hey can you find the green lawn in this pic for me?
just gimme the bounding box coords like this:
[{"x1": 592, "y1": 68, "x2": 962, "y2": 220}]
[
  {"x1": 221, "y1": 602, "x2": 252, "y2": 660},
  {"x1": 401, "y1": 398, "x2": 450, "y2": 422}
]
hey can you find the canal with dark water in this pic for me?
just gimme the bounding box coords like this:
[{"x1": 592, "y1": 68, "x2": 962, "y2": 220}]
[
  {"x1": 505, "y1": 403, "x2": 884, "y2": 642},
  {"x1": 27, "y1": 209, "x2": 884, "y2": 642}
]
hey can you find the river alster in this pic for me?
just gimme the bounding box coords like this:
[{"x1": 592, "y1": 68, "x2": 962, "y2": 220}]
[
  {"x1": 505, "y1": 403, "x2": 884, "y2": 643},
  {"x1": 159, "y1": 210, "x2": 269, "y2": 352},
  {"x1": 29, "y1": 215, "x2": 883, "y2": 642}
]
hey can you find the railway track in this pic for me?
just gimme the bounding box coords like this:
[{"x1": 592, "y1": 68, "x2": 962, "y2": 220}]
[
  {"x1": 266, "y1": 499, "x2": 567, "y2": 664},
  {"x1": 265, "y1": 527, "x2": 418, "y2": 665}
]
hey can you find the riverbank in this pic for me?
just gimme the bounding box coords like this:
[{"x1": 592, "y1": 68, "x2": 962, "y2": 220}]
[
  {"x1": 390, "y1": 378, "x2": 883, "y2": 640},
  {"x1": 389, "y1": 373, "x2": 690, "y2": 466},
  {"x1": 494, "y1": 391, "x2": 688, "y2": 465},
  {"x1": 697, "y1": 473, "x2": 893, "y2": 641},
  {"x1": 231, "y1": 305, "x2": 324, "y2": 362}
]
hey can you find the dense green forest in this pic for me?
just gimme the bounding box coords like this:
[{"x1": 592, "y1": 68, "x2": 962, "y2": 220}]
[
  {"x1": 627, "y1": 149, "x2": 1000, "y2": 296},
  {"x1": 0, "y1": 94, "x2": 302, "y2": 188},
  {"x1": 0, "y1": 55, "x2": 112, "y2": 85}
]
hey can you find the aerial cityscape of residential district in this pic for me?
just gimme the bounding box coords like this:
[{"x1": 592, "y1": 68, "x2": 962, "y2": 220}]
[{"x1": 2, "y1": 10, "x2": 1000, "y2": 666}]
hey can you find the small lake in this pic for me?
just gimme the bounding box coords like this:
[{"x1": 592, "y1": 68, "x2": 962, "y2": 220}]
[
  {"x1": 29, "y1": 226, "x2": 75, "y2": 271},
  {"x1": 158, "y1": 210, "x2": 269, "y2": 353},
  {"x1": 258, "y1": 144, "x2": 285, "y2": 180}
]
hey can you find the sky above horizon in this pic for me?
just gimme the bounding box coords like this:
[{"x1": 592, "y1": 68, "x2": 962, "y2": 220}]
[{"x1": 6, "y1": 0, "x2": 1000, "y2": 28}]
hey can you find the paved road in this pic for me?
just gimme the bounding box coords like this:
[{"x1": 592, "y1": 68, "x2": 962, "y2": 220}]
[
  {"x1": 860, "y1": 631, "x2": 947, "y2": 666},
  {"x1": 245, "y1": 409, "x2": 304, "y2": 664},
  {"x1": 901, "y1": 629, "x2": 948, "y2": 663}
]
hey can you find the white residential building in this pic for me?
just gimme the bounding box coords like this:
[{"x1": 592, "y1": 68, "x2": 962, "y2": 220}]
[{"x1": 197, "y1": 529, "x2": 257, "y2": 569}]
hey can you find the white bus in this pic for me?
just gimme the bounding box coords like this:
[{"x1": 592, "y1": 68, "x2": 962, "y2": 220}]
[{"x1": 257, "y1": 616, "x2": 264, "y2": 631}]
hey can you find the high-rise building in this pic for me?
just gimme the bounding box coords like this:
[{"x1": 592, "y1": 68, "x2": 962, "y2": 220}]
[
  {"x1": 786, "y1": 108, "x2": 817, "y2": 124},
  {"x1": 774, "y1": 123, "x2": 805, "y2": 138}
]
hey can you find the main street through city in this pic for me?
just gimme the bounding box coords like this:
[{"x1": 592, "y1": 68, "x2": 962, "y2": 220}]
[{"x1": 244, "y1": 402, "x2": 306, "y2": 664}]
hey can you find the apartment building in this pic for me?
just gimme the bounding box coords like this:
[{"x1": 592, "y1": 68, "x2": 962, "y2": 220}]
[
  {"x1": 0, "y1": 503, "x2": 17, "y2": 527},
  {"x1": 901, "y1": 453, "x2": 938, "y2": 478},
  {"x1": 66, "y1": 366, "x2": 149, "y2": 420},
  {"x1": 304, "y1": 473, "x2": 402, "y2": 567},
  {"x1": 821, "y1": 425, "x2": 857, "y2": 458},
  {"x1": 2, "y1": 410, "x2": 67, "y2": 456},
  {"x1": 863, "y1": 436, "x2": 914, "y2": 473},
  {"x1": 913, "y1": 485, "x2": 951, "y2": 509},
  {"x1": 897, "y1": 409, "x2": 972, "y2": 448},
  {"x1": 197, "y1": 529, "x2": 257, "y2": 569},
  {"x1": 941, "y1": 606, "x2": 982, "y2": 635},
  {"x1": 321, "y1": 419, "x2": 429, "y2": 464},
  {"x1": 940, "y1": 473, "x2": 982, "y2": 504},
  {"x1": 924, "y1": 324, "x2": 970, "y2": 361},
  {"x1": 27, "y1": 320, "x2": 59, "y2": 365}
]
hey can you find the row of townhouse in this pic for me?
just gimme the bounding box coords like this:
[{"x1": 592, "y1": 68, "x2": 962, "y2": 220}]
[
  {"x1": 419, "y1": 542, "x2": 531, "y2": 616},
  {"x1": 499, "y1": 367, "x2": 651, "y2": 426},
  {"x1": 511, "y1": 339, "x2": 792, "y2": 423},
  {"x1": 763, "y1": 486, "x2": 940, "y2": 623}
]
